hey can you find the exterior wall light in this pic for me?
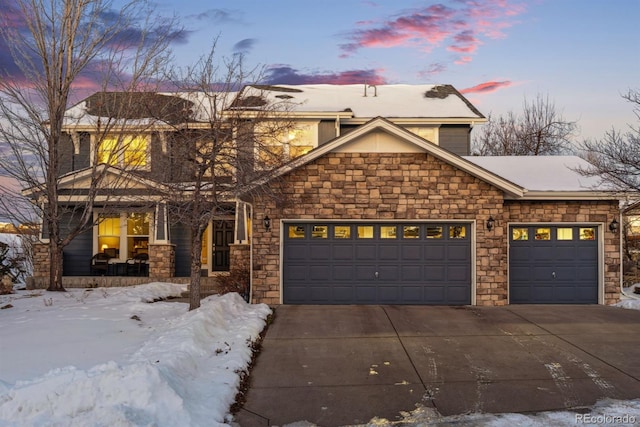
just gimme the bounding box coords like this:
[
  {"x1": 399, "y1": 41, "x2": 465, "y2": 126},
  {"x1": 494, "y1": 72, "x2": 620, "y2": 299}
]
[
  {"x1": 609, "y1": 218, "x2": 619, "y2": 233},
  {"x1": 486, "y1": 216, "x2": 495, "y2": 231},
  {"x1": 263, "y1": 215, "x2": 271, "y2": 231}
]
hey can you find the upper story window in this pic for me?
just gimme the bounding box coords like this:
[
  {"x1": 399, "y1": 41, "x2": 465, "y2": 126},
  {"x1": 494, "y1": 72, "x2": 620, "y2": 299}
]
[
  {"x1": 97, "y1": 134, "x2": 149, "y2": 168},
  {"x1": 257, "y1": 121, "x2": 318, "y2": 168},
  {"x1": 405, "y1": 126, "x2": 438, "y2": 145}
]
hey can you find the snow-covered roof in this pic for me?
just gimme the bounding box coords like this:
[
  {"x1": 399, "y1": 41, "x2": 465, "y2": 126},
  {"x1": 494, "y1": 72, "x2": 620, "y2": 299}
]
[
  {"x1": 464, "y1": 156, "x2": 603, "y2": 192},
  {"x1": 63, "y1": 91, "x2": 236, "y2": 128},
  {"x1": 239, "y1": 84, "x2": 485, "y2": 119}
]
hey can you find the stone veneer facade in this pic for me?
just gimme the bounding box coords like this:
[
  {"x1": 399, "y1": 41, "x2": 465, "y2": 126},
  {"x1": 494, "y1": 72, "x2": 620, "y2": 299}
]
[
  {"x1": 148, "y1": 244, "x2": 175, "y2": 278},
  {"x1": 248, "y1": 152, "x2": 621, "y2": 306}
]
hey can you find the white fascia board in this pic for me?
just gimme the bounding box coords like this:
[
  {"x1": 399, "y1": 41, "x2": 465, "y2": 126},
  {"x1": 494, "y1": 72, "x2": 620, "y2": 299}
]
[
  {"x1": 341, "y1": 117, "x2": 487, "y2": 125},
  {"x1": 506, "y1": 191, "x2": 621, "y2": 201}
]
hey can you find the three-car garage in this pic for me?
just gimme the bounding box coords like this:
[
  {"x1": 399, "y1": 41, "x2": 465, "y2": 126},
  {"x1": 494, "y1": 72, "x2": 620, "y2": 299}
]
[{"x1": 281, "y1": 222, "x2": 601, "y2": 305}]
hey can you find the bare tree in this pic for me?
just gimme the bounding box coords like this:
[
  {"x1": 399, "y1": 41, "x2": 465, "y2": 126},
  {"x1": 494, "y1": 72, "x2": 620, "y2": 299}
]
[
  {"x1": 0, "y1": 0, "x2": 179, "y2": 291},
  {"x1": 577, "y1": 89, "x2": 640, "y2": 192},
  {"x1": 163, "y1": 45, "x2": 296, "y2": 310},
  {"x1": 472, "y1": 94, "x2": 577, "y2": 155}
]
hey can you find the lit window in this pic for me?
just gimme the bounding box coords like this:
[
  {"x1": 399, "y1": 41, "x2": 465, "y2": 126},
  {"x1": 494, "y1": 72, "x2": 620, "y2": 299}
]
[
  {"x1": 450, "y1": 225, "x2": 466, "y2": 239},
  {"x1": 580, "y1": 228, "x2": 595, "y2": 240},
  {"x1": 289, "y1": 225, "x2": 305, "y2": 238},
  {"x1": 406, "y1": 127, "x2": 438, "y2": 144},
  {"x1": 334, "y1": 226, "x2": 351, "y2": 239},
  {"x1": 557, "y1": 228, "x2": 573, "y2": 240},
  {"x1": 512, "y1": 228, "x2": 528, "y2": 241},
  {"x1": 380, "y1": 226, "x2": 397, "y2": 239},
  {"x1": 126, "y1": 213, "x2": 149, "y2": 258},
  {"x1": 312, "y1": 225, "x2": 328, "y2": 239},
  {"x1": 357, "y1": 226, "x2": 374, "y2": 239},
  {"x1": 98, "y1": 215, "x2": 120, "y2": 256},
  {"x1": 403, "y1": 226, "x2": 420, "y2": 239},
  {"x1": 535, "y1": 228, "x2": 551, "y2": 240},
  {"x1": 427, "y1": 226, "x2": 443, "y2": 239},
  {"x1": 98, "y1": 135, "x2": 148, "y2": 168}
]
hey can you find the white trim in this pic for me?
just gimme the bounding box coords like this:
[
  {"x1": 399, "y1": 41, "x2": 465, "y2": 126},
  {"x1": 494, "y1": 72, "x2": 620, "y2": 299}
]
[{"x1": 506, "y1": 222, "x2": 604, "y2": 305}]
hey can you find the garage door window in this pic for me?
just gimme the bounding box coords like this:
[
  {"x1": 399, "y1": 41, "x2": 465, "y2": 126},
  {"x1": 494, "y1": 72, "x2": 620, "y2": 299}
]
[
  {"x1": 312, "y1": 225, "x2": 328, "y2": 239},
  {"x1": 427, "y1": 226, "x2": 443, "y2": 239},
  {"x1": 450, "y1": 225, "x2": 467, "y2": 239},
  {"x1": 512, "y1": 228, "x2": 529, "y2": 240},
  {"x1": 357, "y1": 226, "x2": 374, "y2": 238},
  {"x1": 580, "y1": 228, "x2": 595, "y2": 240},
  {"x1": 557, "y1": 228, "x2": 573, "y2": 240},
  {"x1": 380, "y1": 226, "x2": 397, "y2": 239},
  {"x1": 289, "y1": 226, "x2": 305, "y2": 238},
  {"x1": 334, "y1": 226, "x2": 351, "y2": 239},
  {"x1": 403, "y1": 226, "x2": 420, "y2": 239},
  {"x1": 535, "y1": 228, "x2": 551, "y2": 240}
]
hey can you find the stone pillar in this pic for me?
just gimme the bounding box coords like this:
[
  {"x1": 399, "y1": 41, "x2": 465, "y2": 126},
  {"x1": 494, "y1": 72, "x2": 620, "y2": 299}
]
[
  {"x1": 148, "y1": 244, "x2": 175, "y2": 278},
  {"x1": 229, "y1": 244, "x2": 250, "y2": 271},
  {"x1": 32, "y1": 243, "x2": 50, "y2": 278}
]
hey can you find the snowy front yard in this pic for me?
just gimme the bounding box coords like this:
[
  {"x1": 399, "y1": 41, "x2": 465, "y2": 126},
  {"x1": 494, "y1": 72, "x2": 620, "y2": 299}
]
[{"x1": 1, "y1": 283, "x2": 640, "y2": 426}]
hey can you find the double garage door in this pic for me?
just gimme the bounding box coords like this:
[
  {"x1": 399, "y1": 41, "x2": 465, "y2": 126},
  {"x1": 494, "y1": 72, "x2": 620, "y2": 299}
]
[
  {"x1": 283, "y1": 222, "x2": 471, "y2": 305},
  {"x1": 509, "y1": 225, "x2": 599, "y2": 304}
]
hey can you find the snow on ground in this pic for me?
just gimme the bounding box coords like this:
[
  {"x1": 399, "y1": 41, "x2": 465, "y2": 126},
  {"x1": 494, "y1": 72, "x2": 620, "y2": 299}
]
[
  {"x1": 0, "y1": 282, "x2": 639, "y2": 427},
  {"x1": 0, "y1": 283, "x2": 271, "y2": 426}
]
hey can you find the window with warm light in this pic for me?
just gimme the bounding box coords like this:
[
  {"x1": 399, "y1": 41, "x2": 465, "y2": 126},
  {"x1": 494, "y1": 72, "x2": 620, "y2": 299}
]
[
  {"x1": 98, "y1": 215, "x2": 121, "y2": 256},
  {"x1": 406, "y1": 126, "x2": 438, "y2": 144},
  {"x1": 256, "y1": 121, "x2": 317, "y2": 167},
  {"x1": 97, "y1": 135, "x2": 149, "y2": 168},
  {"x1": 95, "y1": 212, "x2": 152, "y2": 260}
]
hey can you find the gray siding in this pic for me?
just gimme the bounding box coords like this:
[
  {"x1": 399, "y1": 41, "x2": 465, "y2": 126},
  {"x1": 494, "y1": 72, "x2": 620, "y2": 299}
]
[
  {"x1": 59, "y1": 212, "x2": 93, "y2": 276},
  {"x1": 439, "y1": 125, "x2": 470, "y2": 156},
  {"x1": 170, "y1": 222, "x2": 191, "y2": 277},
  {"x1": 318, "y1": 121, "x2": 337, "y2": 145}
]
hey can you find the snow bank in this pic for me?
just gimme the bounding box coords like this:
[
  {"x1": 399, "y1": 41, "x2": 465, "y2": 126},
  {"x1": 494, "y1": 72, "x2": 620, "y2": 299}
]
[{"x1": 0, "y1": 284, "x2": 271, "y2": 426}]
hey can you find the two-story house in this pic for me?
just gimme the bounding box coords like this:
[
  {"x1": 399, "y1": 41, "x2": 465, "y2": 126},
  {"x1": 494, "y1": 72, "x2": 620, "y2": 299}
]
[{"x1": 28, "y1": 84, "x2": 623, "y2": 306}]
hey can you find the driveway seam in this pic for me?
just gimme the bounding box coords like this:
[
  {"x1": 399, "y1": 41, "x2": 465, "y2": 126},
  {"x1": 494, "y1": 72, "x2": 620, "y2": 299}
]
[{"x1": 381, "y1": 306, "x2": 431, "y2": 401}]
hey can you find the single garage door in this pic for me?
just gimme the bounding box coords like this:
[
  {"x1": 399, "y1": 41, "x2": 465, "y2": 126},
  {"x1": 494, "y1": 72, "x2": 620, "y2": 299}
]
[
  {"x1": 509, "y1": 225, "x2": 598, "y2": 304},
  {"x1": 283, "y1": 222, "x2": 471, "y2": 305}
]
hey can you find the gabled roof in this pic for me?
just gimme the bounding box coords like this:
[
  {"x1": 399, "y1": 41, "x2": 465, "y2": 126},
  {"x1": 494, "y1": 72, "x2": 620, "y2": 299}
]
[
  {"x1": 245, "y1": 117, "x2": 525, "y2": 198},
  {"x1": 23, "y1": 164, "x2": 169, "y2": 202},
  {"x1": 233, "y1": 84, "x2": 485, "y2": 121}
]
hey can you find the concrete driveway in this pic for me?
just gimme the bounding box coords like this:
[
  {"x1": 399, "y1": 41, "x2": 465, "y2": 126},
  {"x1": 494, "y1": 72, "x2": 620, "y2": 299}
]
[{"x1": 234, "y1": 305, "x2": 640, "y2": 426}]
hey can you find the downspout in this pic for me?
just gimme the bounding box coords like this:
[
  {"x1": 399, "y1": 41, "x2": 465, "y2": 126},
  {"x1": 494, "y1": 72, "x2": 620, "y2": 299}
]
[
  {"x1": 335, "y1": 115, "x2": 340, "y2": 138},
  {"x1": 236, "y1": 200, "x2": 255, "y2": 303}
]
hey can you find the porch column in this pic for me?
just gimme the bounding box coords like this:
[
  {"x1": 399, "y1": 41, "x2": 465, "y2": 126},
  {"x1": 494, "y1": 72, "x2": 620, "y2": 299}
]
[
  {"x1": 149, "y1": 202, "x2": 175, "y2": 278},
  {"x1": 234, "y1": 200, "x2": 251, "y2": 244}
]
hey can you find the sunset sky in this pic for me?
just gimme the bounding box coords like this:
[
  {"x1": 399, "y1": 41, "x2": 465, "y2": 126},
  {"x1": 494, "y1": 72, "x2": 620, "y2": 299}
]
[
  {"x1": 0, "y1": 0, "x2": 638, "y2": 142},
  {"x1": 163, "y1": 0, "x2": 639, "y2": 142}
]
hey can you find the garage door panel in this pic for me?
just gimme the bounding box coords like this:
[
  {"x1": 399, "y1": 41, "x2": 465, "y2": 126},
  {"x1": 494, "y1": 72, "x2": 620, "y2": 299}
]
[
  {"x1": 310, "y1": 287, "x2": 331, "y2": 302},
  {"x1": 356, "y1": 286, "x2": 376, "y2": 302},
  {"x1": 378, "y1": 286, "x2": 399, "y2": 302},
  {"x1": 447, "y1": 245, "x2": 469, "y2": 261},
  {"x1": 285, "y1": 265, "x2": 308, "y2": 280},
  {"x1": 401, "y1": 245, "x2": 422, "y2": 260},
  {"x1": 425, "y1": 265, "x2": 445, "y2": 281},
  {"x1": 286, "y1": 244, "x2": 308, "y2": 260},
  {"x1": 509, "y1": 225, "x2": 598, "y2": 304},
  {"x1": 333, "y1": 265, "x2": 353, "y2": 280},
  {"x1": 425, "y1": 245, "x2": 446, "y2": 260},
  {"x1": 333, "y1": 286, "x2": 354, "y2": 302},
  {"x1": 402, "y1": 265, "x2": 423, "y2": 281},
  {"x1": 284, "y1": 222, "x2": 471, "y2": 305},
  {"x1": 447, "y1": 265, "x2": 470, "y2": 281},
  {"x1": 355, "y1": 265, "x2": 376, "y2": 280},
  {"x1": 333, "y1": 244, "x2": 354, "y2": 260},
  {"x1": 309, "y1": 265, "x2": 330, "y2": 281},
  {"x1": 309, "y1": 245, "x2": 331, "y2": 260},
  {"x1": 356, "y1": 245, "x2": 376, "y2": 260},
  {"x1": 378, "y1": 245, "x2": 399, "y2": 260}
]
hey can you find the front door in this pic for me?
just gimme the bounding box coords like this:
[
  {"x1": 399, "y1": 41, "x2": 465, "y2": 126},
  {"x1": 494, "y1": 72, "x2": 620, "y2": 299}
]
[{"x1": 213, "y1": 220, "x2": 234, "y2": 271}]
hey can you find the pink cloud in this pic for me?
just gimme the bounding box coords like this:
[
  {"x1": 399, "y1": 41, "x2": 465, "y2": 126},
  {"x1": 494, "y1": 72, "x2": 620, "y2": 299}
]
[
  {"x1": 460, "y1": 80, "x2": 513, "y2": 94},
  {"x1": 340, "y1": 0, "x2": 527, "y2": 65}
]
